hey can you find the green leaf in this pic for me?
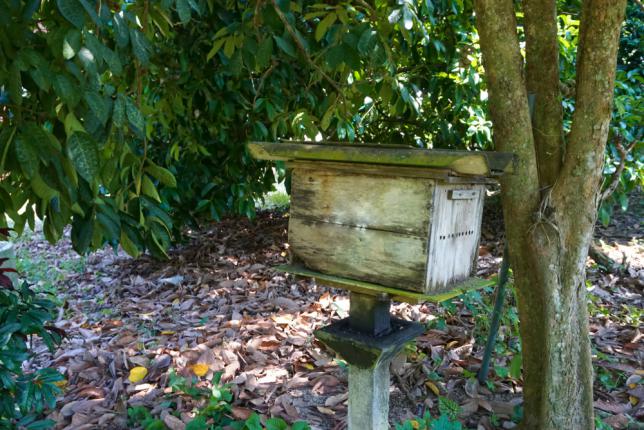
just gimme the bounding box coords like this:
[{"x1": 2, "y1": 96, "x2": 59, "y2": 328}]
[
  {"x1": 129, "y1": 28, "x2": 150, "y2": 66},
  {"x1": 23, "y1": 122, "x2": 59, "y2": 157},
  {"x1": 145, "y1": 163, "x2": 176, "y2": 187},
  {"x1": 255, "y1": 37, "x2": 273, "y2": 70},
  {"x1": 56, "y1": 0, "x2": 85, "y2": 28},
  {"x1": 14, "y1": 134, "x2": 39, "y2": 178},
  {"x1": 97, "y1": 210, "x2": 120, "y2": 242},
  {"x1": 273, "y1": 35, "x2": 296, "y2": 57},
  {"x1": 62, "y1": 29, "x2": 81, "y2": 59},
  {"x1": 223, "y1": 37, "x2": 235, "y2": 58},
  {"x1": 185, "y1": 416, "x2": 208, "y2": 430},
  {"x1": 84, "y1": 91, "x2": 109, "y2": 125},
  {"x1": 142, "y1": 175, "x2": 161, "y2": 202},
  {"x1": 102, "y1": 45, "x2": 123, "y2": 75},
  {"x1": 265, "y1": 418, "x2": 288, "y2": 430},
  {"x1": 291, "y1": 422, "x2": 311, "y2": 430},
  {"x1": 78, "y1": 0, "x2": 100, "y2": 26},
  {"x1": 187, "y1": 0, "x2": 201, "y2": 13},
  {"x1": 120, "y1": 229, "x2": 141, "y2": 258},
  {"x1": 112, "y1": 94, "x2": 125, "y2": 128},
  {"x1": 358, "y1": 29, "x2": 377, "y2": 55},
  {"x1": 64, "y1": 112, "x2": 85, "y2": 137},
  {"x1": 113, "y1": 13, "x2": 129, "y2": 48},
  {"x1": 509, "y1": 354, "x2": 522, "y2": 380},
  {"x1": 67, "y1": 132, "x2": 99, "y2": 183},
  {"x1": 315, "y1": 12, "x2": 336, "y2": 42},
  {"x1": 125, "y1": 98, "x2": 145, "y2": 138},
  {"x1": 244, "y1": 414, "x2": 263, "y2": 430},
  {"x1": 71, "y1": 213, "x2": 93, "y2": 254},
  {"x1": 207, "y1": 38, "x2": 226, "y2": 61},
  {"x1": 53, "y1": 74, "x2": 80, "y2": 107},
  {"x1": 84, "y1": 32, "x2": 105, "y2": 65},
  {"x1": 30, "y1": 174, "x2": 58, "y2": 200},
  {"x1": 176, "y1": 0, "x2": 191, "y2": 24}
]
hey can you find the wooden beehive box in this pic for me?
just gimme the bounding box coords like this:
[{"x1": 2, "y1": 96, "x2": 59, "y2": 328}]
[{"x1": 248, "y1": 142, "x2": 514, "y2": 295}]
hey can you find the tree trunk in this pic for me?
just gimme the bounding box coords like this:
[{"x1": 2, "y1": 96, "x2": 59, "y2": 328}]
[{"x1": 473, "y1": 0, "x2": 627, "y2": 428}]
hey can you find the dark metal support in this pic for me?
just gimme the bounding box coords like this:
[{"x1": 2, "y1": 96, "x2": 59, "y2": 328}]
[
  {"x1": 349, "y1": 292, "x2": 391, "y2": 337},
  {"x1": 478, "y1": 242, "x2": 511, "y2": 384}
]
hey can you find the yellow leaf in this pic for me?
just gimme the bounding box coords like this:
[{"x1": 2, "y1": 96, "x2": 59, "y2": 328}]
[
  {"x1": 190, "y1": 363, "x2": 209, "y2": 377},
  {"x1": 54, "y1": 379, "x2": 68, "y2": 389},
  {"x1": 160, "y1": 330, "x2": 176, "y2": 335},
  {"x1": 425, "y1": 380, "x2": 440, "y2": 396},
  {"x1": 128, "y1": 366, "x2": 148, "y2": 383},
  {"x1": 630, "y1": 396, "x2": 639, "y2": 406},
  {"x1": 303, "y1": 363, "x2": 315, "y2": 370},
  {"x1": 410, "y1": 420, "x2": 420, "y2": 429},
  {"x1": 445, "y1": 340, "x2": 459, "y2": 349}
]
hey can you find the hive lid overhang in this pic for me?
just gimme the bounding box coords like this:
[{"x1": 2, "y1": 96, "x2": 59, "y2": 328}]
[{"x1": 247, "y1": 141, "x2": 515, "y2": 177}]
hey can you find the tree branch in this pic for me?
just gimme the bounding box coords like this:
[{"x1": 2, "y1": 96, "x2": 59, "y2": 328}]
[
  {"x1": 473, "y1": 0, "x2": 541, "y2": 216},
  {"x1": 554, "y1": 0, "x2": 627, "y2": 208},
  {"x1": 270, "y1": 0, "x2": 344, "y2": 97},
  {"x1": 599, "y1": 135, "x2": 638, "y2": 202},
  {"x1": 524, "y1": 0, "x2": 564, "y2": 189}
]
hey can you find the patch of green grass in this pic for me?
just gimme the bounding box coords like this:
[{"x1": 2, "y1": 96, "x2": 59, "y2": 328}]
[
  {"x1": 256, "y1": 191, "x2": 290, "y2": 211},
  {"x1": 14, "y1": 241, "x2": 85, "y2": 306}
]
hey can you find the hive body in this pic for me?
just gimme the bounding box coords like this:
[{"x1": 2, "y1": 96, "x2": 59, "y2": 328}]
[{"x1": 287, "y1": 162, "x2": 486, "y2": 294}]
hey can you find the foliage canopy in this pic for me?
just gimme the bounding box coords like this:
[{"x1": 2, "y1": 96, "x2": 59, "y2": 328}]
[{"x1": 0, "y1": 0, "x2": 641, "y2": 256}]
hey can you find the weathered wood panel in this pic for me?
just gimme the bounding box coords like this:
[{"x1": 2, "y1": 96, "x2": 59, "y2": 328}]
[
  {"x1": 289, "y1": 217, "x2": 427, "y2": 289},
  {"x1": 425, "y1": 184, "x2": 485, "y2": 293},
  {"x1": 247, "y1": 142, "x2": 516, "y2": 176},
  {"x1": 290, "y1": 167, "x2": 433, "y2": 236}
]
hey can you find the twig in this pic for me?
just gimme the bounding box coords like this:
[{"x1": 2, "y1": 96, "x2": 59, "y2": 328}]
[
  {"x1": 252, "y1": 62, "x2": 277, "y2": 108},
  {"x1": 270, "y1": 0, "x2": 344, "y2": 98},
  {"x1": 600, "y1": 135, "x2": 638, "y2": 202}
]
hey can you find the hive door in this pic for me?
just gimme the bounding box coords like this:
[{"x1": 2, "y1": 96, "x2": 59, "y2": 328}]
[{"x1": 425, "y1": 183, "x2": 485, "y2": 293}]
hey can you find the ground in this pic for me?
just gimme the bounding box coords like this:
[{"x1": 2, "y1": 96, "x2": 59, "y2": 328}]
[{"x1": 11, "y1": 196, "x2": 644, "y2": 430}]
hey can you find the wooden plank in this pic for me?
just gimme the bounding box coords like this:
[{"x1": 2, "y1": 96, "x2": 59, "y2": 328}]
[
  {"x1": 247, "y1": 142, "x2": 515, "y2": 176},
  {"x1": 290, "y1": 167, "x2": 433, "y2": 236},
  {"x1": 276, "y1": 264, "x2": 497, "y2": 304},
  {"x1": 425, "y1": 184, "x2": 486, "y2": 294},
  {"x1": 289, "y1": 217, "x2": 427, "y2": 290},
  {"x1": 287, "y1": 161, "x2": 498, "y2": 184}
]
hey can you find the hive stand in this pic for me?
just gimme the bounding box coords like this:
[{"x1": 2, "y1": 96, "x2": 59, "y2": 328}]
[
  {"x1": 281, "y1": 265, "x2": 496, "y2": 430},
  {"x1": 316, "y1": 292, "x2": 424, "y2": 429},
  {"x1": 247, "y1": 141, "x2": 514, "y2": 430}
]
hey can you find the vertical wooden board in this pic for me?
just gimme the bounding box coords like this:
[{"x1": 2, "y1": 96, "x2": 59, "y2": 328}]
[
  {"x1": 290, "y1": 167, "x2": 434, "y2": 236},
  {"x1": 289, "y1": 217, "x2": 428, "y2": 290},
  {"x1": 424, "y1": 184, "x2": 485, "y2": 293}
]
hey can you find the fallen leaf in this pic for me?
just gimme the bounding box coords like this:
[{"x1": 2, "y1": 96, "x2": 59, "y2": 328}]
[
  {"x1": 425, "y1": 380, "x2": 440, "y2": 396},
  {"x1": 190, "y1": 363, "x2": 209, "y2": 377},
  {"x1": 163, "y1": 413, "x2": 186, "y2": 430},
  {"x1": 316, "y1": 406, "x2": 336, "y2": 415},
  {"x1": 128, "y1": 366, "x2": 148, "y2": 383}
]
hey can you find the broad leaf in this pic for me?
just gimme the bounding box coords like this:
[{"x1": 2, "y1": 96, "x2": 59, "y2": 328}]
[
  {"x1": 14, "y1": 134, "x2": 39, "y2": 179},
  {"x1": 67, "y1": 132, "x2": 99, "y2": 183},
  {"x1": 56, "y1": 0, "x2": 85, "y2": 28}
]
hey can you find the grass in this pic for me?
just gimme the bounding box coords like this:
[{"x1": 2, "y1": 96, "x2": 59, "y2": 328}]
[
  {"x1": 12, "y1": 228, "x2": 86, "y2": 305},
  {"x1": 256, "y1": 190, "x2": 290, "y2": 211}
]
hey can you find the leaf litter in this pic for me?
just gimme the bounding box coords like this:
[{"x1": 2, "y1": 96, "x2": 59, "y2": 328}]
[{"x1": 13, "y1": 198, "x2": 643, "y2": 430}]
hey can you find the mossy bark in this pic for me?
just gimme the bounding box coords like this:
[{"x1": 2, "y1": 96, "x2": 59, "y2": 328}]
[{"x1": 473, "y1": 0, "x2": 627, "y2": 428}]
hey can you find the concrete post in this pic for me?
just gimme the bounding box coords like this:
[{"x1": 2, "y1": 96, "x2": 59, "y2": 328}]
[
  {"x1": 348, "y1": 359, "x2": 391, "y2": 430},
  {"x1": 315, "y1": 292, "x2": 424, "y2": 430}
]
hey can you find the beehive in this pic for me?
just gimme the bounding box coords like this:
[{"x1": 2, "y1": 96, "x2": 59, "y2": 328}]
[{"x1": 248, "y1": 142, "x2": 514, "y2": 295}]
